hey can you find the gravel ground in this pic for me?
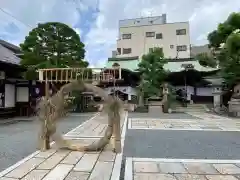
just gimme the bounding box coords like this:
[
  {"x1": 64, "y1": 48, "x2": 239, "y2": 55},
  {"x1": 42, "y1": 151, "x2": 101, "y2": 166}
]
[
  {"x1": 0, "y1": 113, "x2": 94, "y2": 171},
  {"x1": 123, "y1": 129, "x2": 240, "y2": 160}
]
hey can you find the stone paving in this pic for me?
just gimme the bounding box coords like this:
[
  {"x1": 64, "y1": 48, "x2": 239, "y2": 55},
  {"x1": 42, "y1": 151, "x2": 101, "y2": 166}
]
[
  {"x1": 0, "y1": 112, "x2": 128, "y2": 180},
  {"x1": 123, "y1": 111, "x2": 240, "y2": 179},
  {"x1": 128, "y1": 112, "x2": 198, "y2": 119},
  {"x1": 0, "y1": 113, "x2": 95, "y2": 172},
  {"x1": 125, "y1": 158, "x2": 240, "y2": 180},
  {"x1": 123, "y1": 129, "x2": 240, "y2": 159},
  {"x1": 65, "y1": 112, "x2": 125, "y2": 138},
  {"x1": 129, "y1": 112, "x2": 240, "y2": 131}
]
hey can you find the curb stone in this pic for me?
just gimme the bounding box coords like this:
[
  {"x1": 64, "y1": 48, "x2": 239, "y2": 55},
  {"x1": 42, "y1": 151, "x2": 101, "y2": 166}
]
[{"x1": 0, "y1": 119, "x2": 34, "y2": 125}]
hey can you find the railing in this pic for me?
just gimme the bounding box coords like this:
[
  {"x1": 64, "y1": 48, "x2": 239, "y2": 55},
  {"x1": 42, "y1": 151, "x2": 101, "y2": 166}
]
[{"x1": 37, "y1": 67, "x2": 122, "y2": 83}]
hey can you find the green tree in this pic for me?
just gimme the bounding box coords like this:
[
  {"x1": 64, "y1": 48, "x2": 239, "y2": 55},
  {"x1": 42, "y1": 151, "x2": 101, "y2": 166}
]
[
  {"x1": 195, "y1": 12, "x2": 240, "y2": 87},
  {"x1": 20, "y1": 22, "x2": 88, "y2": 79},
  {"x1": 138, "y1": 47, "x2": 167, "y2": 104},
  {"x1": 208, "y1": 12, "x2": 240, "y2": 49},
  {"x1": 218, "y1": 32, "x2": 240, "y2": 86},
  {"x1": 196, "y1": 52, "x2": 217, "y2": 68}
]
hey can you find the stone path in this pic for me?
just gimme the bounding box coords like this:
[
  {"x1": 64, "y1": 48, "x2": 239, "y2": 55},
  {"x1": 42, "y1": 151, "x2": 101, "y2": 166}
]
[
  {"x1": 65, "y1": 112, "x2": 125, "y2": 138},
  {"x1": 123, "y1": 111, "x2": 240, "y2": 179},
  {"x1": 129, "y1": 112, "x2": 240, "y2": 131},
  {"x1": 0, "y1": 112, "x2": 128, "y2": 180},
  {"x1": 125, "y1": 158, "x2": 240, "y2": 180},
  {"x1": 0, "y1": 113, "x2": 95, "y2": 172}
]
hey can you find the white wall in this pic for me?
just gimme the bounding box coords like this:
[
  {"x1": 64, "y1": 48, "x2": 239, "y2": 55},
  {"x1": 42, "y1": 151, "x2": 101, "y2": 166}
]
[
  {"x1": 196, "y1": 87, "x2": 213, "y2": 96},
  {"x1": 16, "y1": 87, "x2": 29, "y2": 102},
  {"x1": 5, "y1": 84, "x2": 15, "y2": 108},
  {"x1": 176, "y1": 86, "x2": 215, "y2": 97},
  {"x1": 117, "y1": 22, "x2": 190, "y2": 59}
]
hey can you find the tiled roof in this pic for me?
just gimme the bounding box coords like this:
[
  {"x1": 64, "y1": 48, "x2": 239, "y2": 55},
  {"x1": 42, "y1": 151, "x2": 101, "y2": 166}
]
[
  {"x1": 163, "y1": 60, "x2": 218, "y2": 72},
  {"x1": 204, "y1": 77, "x2": 223, "y2": 86},
  {"x1": 0, "y1": 44, "x2": 21, "y2": 65},
  {"x1": 0, "y1": 39, "x2": 21, "y2": 53},
  {"x1": 106, "y1": 57, "x2": 139, "y2": 71},
  {"x1": 106, "y1": 57, "x2": 217, "y2": 72}
]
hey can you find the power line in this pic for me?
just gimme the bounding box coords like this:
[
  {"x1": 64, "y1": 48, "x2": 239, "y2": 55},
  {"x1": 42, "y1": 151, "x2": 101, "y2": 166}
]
[{"x1": 0, "y1": 7, "x2": 32, "y2": 28}]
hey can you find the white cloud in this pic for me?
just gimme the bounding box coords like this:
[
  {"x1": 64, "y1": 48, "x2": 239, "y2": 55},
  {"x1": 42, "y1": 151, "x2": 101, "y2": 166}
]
[
  {"x1": 0, "y1": 0, "x2": 97, "y2": 44},
  {"x1": 188, "y1": 13, "x2": 197, "y2": 22},
  {"x1": 74, "y1": 28, "x2": 82, "y2": 37},
  {"x1": 84, "y1": 0, "x2": 240, "y2": 67},
  {"x1": 0, "y1": 0, "x2": 240, "y2": 67}
]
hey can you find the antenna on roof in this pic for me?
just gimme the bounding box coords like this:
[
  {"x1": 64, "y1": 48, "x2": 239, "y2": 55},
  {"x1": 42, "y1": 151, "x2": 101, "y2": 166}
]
[
  {"x1": 148, "y1": 10, "x2": 154, "y2": 24},
  {"x1": 140, "y1": 11, "x2": 143, "y2": 19}
]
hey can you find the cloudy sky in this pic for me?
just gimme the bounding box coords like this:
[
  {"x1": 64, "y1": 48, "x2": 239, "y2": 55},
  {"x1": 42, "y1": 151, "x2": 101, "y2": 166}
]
[{"x1": 0, "y1": 0, "x2": 239, "y2": 67}]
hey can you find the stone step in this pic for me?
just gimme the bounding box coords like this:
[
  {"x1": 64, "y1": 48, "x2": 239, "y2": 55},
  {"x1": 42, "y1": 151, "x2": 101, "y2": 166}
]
[
  {"x1": 175, "y1": 109, "x2": 206, "y2": 113},
  {"x1": 175, "y1": 105, "x2": 206, "y2": 109},
  {"x1": 175, "y1": 107, "x2": 205, "y2": 110}
]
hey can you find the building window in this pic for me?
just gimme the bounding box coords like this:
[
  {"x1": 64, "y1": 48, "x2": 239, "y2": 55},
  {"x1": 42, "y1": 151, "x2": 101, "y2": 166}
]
[
  {"x1": 156, "y1": 33, "x2": 163, "y2": 39},
  {"x1": 177, "y1": 45, "x2": 187, "y2": 51},
  {"x1": 170, "y1": 45, "x2": 174, "y2": 49},
  {"x1": 149, "y1": 48, "x2": 153, "y2": 53},
  {"x1": 146, "y1": 32, "x2": 155, "y2": 37},
  {"x1": 123, "y1": 48, "x2": 132, "y2": 54},
  {"x1": 117, "y1": 48, "x2": 121, "y2": 55},
  {"x1": 122, "y1": 34, "x2": 131, "y2": 39},
  {"x1": 176, "y1": 29, "x2": 186, "y2": 35}
]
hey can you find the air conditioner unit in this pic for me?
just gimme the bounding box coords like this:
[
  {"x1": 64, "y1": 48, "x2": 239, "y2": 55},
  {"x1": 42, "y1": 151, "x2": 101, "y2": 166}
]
[{"x1": 0, "y1": 71, "x2": 5, "y2": 79}]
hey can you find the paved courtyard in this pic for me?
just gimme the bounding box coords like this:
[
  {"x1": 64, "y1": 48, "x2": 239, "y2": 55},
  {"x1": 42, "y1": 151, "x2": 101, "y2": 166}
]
[
  {"x1": 123, "y1": 130, "x2": 240, "y2": 159},
  {"x1": 126, "y1": 158, "x2": 240, "y2": 180},
  {"x1": 2, "y1": 110, "x2": 240, "y2": 180},
  {"x1": 0, "y1": 112, "x2": 128, "y2": 180},
  {"x1": 129, "y1": 112, "x2": 240, "y2": 131},
  {"x1": 123, "y1": 111, "x2": 240, "y2": 179},
  {"x1": 128, "y1": 111, "x2": 198, "y2": 119},
  {"x1": 0, "y1": 113, "x2": 95, "y2": 172}
]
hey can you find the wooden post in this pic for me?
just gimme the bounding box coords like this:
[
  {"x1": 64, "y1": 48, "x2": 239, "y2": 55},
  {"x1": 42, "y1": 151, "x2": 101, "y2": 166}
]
[
  {"x1": 119, "y1": 67, "x2": 121, "y2": 80},
  {"x1": 50, "y1": 70, "x2": 53, "y2": 83},
  {"x1": 66, "y1": 69, "x2": 69, "y2": 82},
  {"x1": 56, "y1": 69, "x2": 58, "y2": 81},
  {"x1": 61, "y1": 69, "x2": 63, "y2": 82},
  {"x1": 41, "y1": 81, "x2": 50, "y2": 151},
  {"x1": 71, "y1": 69, "x2": 73, "y2": 80}
]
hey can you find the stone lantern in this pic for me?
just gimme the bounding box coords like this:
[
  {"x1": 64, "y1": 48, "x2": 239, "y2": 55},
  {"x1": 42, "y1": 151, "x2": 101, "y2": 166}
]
[
  {"x1": 212, "y1": 87, "x2": 222, "y2": 108},
  {"x1": 229, "y1": 84, "x2": 240, "y2": 117},
  {"x1": 162, "y1": 83, "x2": 169, "y2": 113}
]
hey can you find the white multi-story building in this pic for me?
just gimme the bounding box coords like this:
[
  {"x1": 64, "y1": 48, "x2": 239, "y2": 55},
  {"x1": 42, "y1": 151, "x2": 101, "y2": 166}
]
[
  {"x1": 107, "y1": 15, "x2": 221, "y2": 104},
  {"x1": 115, "y1": 14, "x2": 191, "y2": 59}
]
